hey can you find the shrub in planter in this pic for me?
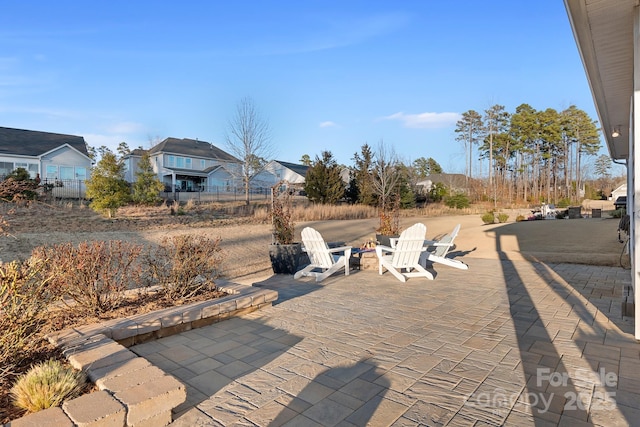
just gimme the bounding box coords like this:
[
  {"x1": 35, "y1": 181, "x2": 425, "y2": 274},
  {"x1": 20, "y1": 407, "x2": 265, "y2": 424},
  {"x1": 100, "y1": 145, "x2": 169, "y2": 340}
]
[
  {"x1": 375, "y1": 199, "x2": 401, "y2": 246},
  {"x1": 270, "y1": 181, "x2": 301, "y2": 274},
  {"x1": 497, "y1": 213, "x2": 509, "y2": 223}
]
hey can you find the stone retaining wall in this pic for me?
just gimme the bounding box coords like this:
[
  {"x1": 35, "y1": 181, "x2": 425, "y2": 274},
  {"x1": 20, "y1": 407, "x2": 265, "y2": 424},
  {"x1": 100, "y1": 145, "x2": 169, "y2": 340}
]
[{"x1": 6, "y1": 281, "x2": 278, "y2": 427}]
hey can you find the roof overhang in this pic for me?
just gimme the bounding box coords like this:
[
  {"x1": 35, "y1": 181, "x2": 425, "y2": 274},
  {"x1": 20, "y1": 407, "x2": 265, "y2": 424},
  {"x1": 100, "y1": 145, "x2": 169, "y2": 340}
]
[{"x1": 564, "y1": 0, "x2": 636, "y2": 160}]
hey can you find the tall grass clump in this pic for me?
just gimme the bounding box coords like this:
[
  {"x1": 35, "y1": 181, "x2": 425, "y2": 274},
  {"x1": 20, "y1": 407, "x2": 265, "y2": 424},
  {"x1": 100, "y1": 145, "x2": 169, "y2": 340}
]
[
  {"x1": 31, "y1": 241, "x2": 144, "y2": 315},
  {"x1": 143, "y1": 234, "x2": 224, "y2": 300},
  {"x1": 497, "y1": 212, "x2": 509, "y2": 223},
  {"x1": 254, "y1": 202, "x2": 377, "y2": 222},
  {"x1": 10, "y1": 359, "x2": 86, "y2": 413},
  {"x1": 0, "y1": 259, "x2": 54, "y2": 383}
]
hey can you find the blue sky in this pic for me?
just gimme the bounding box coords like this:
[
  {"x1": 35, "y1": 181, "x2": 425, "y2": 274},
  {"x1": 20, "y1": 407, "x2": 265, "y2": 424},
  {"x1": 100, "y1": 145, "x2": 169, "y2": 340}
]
[{"x1": 0, "y1": 1, "x2": 624, "y2": 176}]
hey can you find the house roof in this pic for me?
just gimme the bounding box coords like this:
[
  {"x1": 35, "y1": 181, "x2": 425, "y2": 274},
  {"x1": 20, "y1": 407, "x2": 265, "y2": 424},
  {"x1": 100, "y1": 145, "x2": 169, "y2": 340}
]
[
  {"x1": 564, "y1": 0, "x2": 634, "y2": 160},
  {"x1": 417, "y1": 173, "x2": 469, "y2": 188},
  {"x1": 130, "y1": 148, "x2": 147, "y2": 156},
  {"x1": 275, "y1": 160, "x2": 309, "y2": 177},
  {"x1": 0, "y1": 126, "x2": 89, "y2": 157},
  {"x1": 149, "y1": 137, "x2": 240, "y2": 163}
]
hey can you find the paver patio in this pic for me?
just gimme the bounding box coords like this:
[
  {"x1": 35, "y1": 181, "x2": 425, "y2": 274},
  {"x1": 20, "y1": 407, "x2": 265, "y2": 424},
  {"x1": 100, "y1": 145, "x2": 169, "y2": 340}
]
[{"x1": 130, "y1": 256, "x2": 639, "y2": 426}]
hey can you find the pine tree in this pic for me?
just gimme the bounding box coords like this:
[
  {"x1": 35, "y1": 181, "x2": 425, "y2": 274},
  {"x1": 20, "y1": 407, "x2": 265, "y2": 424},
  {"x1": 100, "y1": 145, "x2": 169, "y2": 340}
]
[
  {"x1": 85, "y1": 151, "x2": 131, "y2": 218},
  {"x1": 303, "y1": 151, "x2": 345, "y2": 204},
  {"x1": 351, "y1": 144, "x2": 376, "y2": 206},
  {"x1": 132, "y1": 153, "x2": 165, "y2": 205}
]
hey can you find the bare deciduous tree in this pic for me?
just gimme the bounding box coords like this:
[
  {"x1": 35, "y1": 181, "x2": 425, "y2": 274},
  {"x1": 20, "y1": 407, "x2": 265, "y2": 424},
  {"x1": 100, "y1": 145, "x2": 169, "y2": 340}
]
[
  {"x1": 372, "y1": 140, "x2": 401, "y2": 211},
  {"x1": 225, "y1": 97, "x2": 274, "y2": 204}
]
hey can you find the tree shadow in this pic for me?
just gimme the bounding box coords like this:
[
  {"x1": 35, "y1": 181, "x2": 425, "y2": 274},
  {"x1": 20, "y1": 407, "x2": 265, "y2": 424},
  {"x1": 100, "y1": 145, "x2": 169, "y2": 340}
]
[
  {"x1": 252, "y1": 274, "x2": 324, "y2": 304},
  {"x1": 269, "y1": 358, "x2": 389, "y2": 426},
  {"x1": 253, "y1": 270, "x2": 365, "y2": 304},
  {"x1": 130, "y1": 316, "x2": 303, "y2": 421}
]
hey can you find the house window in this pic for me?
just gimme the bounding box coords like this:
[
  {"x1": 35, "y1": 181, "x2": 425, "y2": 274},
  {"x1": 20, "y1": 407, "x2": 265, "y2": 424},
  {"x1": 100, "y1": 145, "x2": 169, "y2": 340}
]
[
  {"x1": 200, "y1": 159, "x2": 206, "y2": 169},
  {"x1": 176, "y1": 157, "x2": 185, "y2": 168},
  {"x1": 75, "y1": 167, "x2": 87, "y2": 180},
  {"x1": 60, "y1": 166, "x2": 74, "y2": 180},
  {"x1": 185, "y1": 158, "x2": 192, "y2": 169},
  {"x1": 0, "y1": 162, "x2": 13, "y2": 176},
  {"x1": 13, "y1": 162, "x2": 39, "y2": 178},
  {"x1": 46, "y1": 165, "x2": 58, "y2": 179},
  {"x1": 167, "y1": 155, "x2": 175, "y2": 167}
]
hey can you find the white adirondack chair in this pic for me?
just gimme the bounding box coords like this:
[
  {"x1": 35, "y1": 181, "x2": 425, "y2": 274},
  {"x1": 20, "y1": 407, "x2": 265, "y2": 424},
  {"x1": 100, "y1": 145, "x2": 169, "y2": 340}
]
[
  {"x1": 420, "y1": 224, "x2": 469, "y2": 270},
  {"x1": 294, "y1": 227, "x2": 352, "y2": 282},
  {"x1": 375, "y1": 223, "x2": 432, "y2": 282}
]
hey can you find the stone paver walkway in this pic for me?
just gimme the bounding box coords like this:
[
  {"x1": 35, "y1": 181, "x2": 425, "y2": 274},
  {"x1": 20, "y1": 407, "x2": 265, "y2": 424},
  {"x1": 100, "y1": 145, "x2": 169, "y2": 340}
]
[{"x1": 130, "y1": 257, "x2": 640, "y2": 426}]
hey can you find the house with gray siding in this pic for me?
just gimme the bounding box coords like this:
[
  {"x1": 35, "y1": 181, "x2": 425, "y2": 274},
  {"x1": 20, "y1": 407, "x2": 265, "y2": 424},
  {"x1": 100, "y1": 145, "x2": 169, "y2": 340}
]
[
  {"x1": 0, "y1": 126, "x2": 92, "y2": 183},
  {"x1": 123, "y1": 137, "x2": 242, "y2": 193}
]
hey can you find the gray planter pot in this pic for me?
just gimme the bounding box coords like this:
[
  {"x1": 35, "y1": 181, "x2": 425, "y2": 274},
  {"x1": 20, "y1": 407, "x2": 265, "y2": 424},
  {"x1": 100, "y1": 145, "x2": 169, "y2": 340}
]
[
  {"x1": 376, "y1": 234, "x2": 399, "y2": 247},
  {"x1": 269, "y1": 243, "x2": 302, "y2": 275}
]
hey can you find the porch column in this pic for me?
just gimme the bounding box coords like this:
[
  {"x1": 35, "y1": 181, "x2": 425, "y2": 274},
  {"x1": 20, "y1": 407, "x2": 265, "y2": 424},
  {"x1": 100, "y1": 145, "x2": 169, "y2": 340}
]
[
  {"x1": 633, "y1": 5, "x2": 640, "y2": 339},
  {"x1": 172, "y1": 172, "x2": 177, "y2": 201}
]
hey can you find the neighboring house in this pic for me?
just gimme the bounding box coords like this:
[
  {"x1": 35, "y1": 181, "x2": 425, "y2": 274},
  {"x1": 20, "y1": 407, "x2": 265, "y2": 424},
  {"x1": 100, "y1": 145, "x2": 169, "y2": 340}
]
[
  {"x1": 611, "y1": 183, "x2": 627, "y2": 200},
  {"x1": 251, "y1": 160, "x2": 309, "y2": 189},
  {"x1": 0, "y1": 126, "x2": 92, "y2": 184},
  {"x1": 340, "y1": 167, "x2": 352, "y2": 185},
  {"x1": 123, "y1": 137, "x2": 242, "y2": 192},
  {"x1": 416, "y1": 173, "x2": 469, "y2": 194}
]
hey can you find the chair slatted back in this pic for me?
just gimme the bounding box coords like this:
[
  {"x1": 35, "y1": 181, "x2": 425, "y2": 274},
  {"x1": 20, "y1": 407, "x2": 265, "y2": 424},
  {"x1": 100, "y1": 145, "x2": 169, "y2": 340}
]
[
  {"x1": 391, "y1": 223, "x2": 426, "y2": 268},
  {"x1": 433, "y1": 224, "x2": 461, "y2": 257},
  {"x1": 301, "y1": 227, "x2": 333, "y2": 268}
]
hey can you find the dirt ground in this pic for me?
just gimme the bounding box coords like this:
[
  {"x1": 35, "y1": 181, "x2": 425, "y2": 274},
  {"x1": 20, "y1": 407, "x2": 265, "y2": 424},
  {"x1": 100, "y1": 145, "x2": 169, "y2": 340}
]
[{"x1": 0, "y1": 199, "x2": 630, "y2": 286}]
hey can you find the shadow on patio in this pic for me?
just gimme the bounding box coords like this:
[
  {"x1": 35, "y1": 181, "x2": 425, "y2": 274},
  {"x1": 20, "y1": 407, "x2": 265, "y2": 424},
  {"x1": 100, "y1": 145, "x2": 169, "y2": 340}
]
[{"x1": 488, "y1": 222, "x2": 639, "y2": 426}]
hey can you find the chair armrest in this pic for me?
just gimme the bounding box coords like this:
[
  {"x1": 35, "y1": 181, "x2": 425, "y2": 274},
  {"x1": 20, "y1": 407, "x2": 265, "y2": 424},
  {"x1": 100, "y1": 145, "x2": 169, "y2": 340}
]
[
  {"x1": 328, "y1": 245, "x2": 351, "y2": 253},
  {"x1": 375, "y1": 245, "x2": 394, "y2": 256},
  {"x1": 423, "y1": 239, "x2": 453, "y2": 248},
  {"x1": 328, "y1": 246, "x2": 352, "y2": 258}
]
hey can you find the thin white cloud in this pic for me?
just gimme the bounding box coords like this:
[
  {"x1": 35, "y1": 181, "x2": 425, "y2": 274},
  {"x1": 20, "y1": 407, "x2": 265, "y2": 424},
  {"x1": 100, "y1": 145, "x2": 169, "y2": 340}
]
[
  {"x1": 319, "y1": 121, "x2": 338, "y2": 128},
  {"x1": 381, "y1": 111, "x2": 461, "y2": 129},
  {"x1": 253, "y1": 12, "x2": 410, "y2": 56}
]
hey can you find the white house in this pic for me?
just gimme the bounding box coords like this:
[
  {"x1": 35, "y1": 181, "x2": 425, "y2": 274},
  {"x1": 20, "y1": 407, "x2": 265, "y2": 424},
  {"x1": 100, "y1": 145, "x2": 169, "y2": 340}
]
[
  {"x1": 416, "y1": 173, "x2": 469, "y2": 194},
  {"x1": 611, "y1": 183, "x2": 627, "y2": 200},
  {"x1": 251, "y1": 160, "x2": 309, "y2": 189}
]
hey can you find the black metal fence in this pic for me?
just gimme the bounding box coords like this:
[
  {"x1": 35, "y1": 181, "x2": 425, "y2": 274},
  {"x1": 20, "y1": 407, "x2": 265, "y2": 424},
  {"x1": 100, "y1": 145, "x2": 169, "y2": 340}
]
[
  {"x1": 40, "y1": 178, "x2": 87, "y2": 199},
  {"x1": 162, "y1": 186, "x2": 272, "y2": 203},
  {"x1": 36, "y1": 179, "x2": 273, "y2": 202},
  {"x1": 1, "y1": 175, "x2": 276, "y2": 202}
]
